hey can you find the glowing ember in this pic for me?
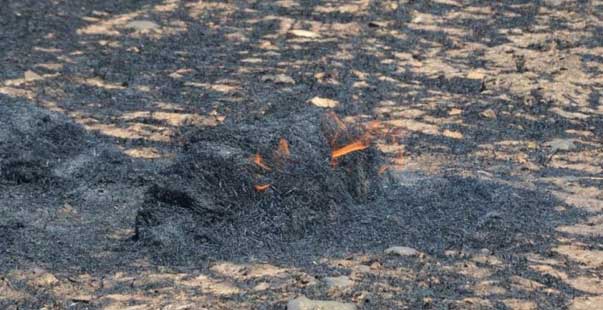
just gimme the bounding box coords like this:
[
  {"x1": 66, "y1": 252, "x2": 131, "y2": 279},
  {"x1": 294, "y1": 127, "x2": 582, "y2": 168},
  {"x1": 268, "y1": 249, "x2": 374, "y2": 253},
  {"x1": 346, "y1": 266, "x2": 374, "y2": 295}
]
[
  {"x1": 277, "y1": 137, "x2": 290, "y2": 157},
  {"x1": 253, "y1": 153, "x2": 272, "y2": 171},
  {"x1": 254, "y1": 184, "x2": 271, "y2": 192},
  {"x1": 331, "y1": 140, "x2": 369, "y2": 159}
]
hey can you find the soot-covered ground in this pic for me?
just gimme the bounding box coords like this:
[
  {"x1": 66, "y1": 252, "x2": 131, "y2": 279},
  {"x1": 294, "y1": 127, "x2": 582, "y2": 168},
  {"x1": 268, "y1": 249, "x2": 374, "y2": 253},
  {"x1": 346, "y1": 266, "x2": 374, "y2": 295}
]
[{"x1": 1, "y1": 1, "x2": 602, "y2": 309}]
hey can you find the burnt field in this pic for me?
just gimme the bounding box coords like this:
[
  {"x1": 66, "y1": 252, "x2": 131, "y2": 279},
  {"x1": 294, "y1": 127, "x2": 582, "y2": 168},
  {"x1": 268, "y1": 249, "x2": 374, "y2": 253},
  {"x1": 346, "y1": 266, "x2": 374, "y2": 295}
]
[{"x1": 1, "y1": 1, "x2": 603, "y2": 309}]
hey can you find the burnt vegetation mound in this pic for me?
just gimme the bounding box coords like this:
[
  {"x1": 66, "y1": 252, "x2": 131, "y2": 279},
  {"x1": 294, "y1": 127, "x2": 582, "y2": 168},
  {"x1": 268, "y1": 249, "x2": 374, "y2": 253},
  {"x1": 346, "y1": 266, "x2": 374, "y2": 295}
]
[
  {"x1": 0, "y1": 100, "x2": 89, "y2": 185},
  {"x1": 134, "y1": 109, "x2": 384, "y2": 260}
]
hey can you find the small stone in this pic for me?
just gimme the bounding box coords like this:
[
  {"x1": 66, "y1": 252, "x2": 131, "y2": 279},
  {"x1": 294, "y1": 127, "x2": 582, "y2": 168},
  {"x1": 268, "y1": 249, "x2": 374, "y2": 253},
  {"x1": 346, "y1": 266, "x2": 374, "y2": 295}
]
[
  {"x1": 308, "y1": 96, "x2": 339, "y2": 108},
  {"x1": 385, "y1": 246, "x2": 419, "y2": 257},
  {"x1": 288, "y1": 296, "x2": 357, "y2": 310},
  {"x1": 288, "y1": 29, "x2": 321, "y2": 39},
  {"x1": 261, "y1": 74, "x2": 295, "y2": 84},
  {"x1": 324, "y1": 276, "x2": 354, "y2": 290},
  {"x1": 509, "y1": 28, "x2": 523, "y2": 35},
  {"x1": 356, "y1": 265, "x2": 371, "y2": 273},
  {"x1": 444, "y1": 250, "x2": 460, "y2": 257},
  {"x1": 412, "y1": 15, "x2": 425, "y2": 24},
  {"x1": 254, "y1": 282, "x2": 270, "y2": 291},
  {"x1": 480, "y1": 108, "x2": 497, "y2": 119},
  {"x1": 448, "y1": 108, "x2": 463, "y2": 116},
  {"x1": 126, "y1": 20, "x2": 160, "y2": 31},
  {"x1": 544, "y1": 138, "x2": 577, "y2": 152}
]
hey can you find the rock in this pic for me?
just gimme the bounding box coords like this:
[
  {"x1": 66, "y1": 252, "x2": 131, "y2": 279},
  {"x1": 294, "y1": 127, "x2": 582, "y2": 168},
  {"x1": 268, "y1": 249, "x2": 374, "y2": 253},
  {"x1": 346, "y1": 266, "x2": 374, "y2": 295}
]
[
  {"x1": 509, "y1": 28, "x2": 523, "y2": 35},
  {"x1": 308, "y1": 96, "x2": 339, "y2": 108},
  {"x1": 544, "y1": 138, "x2": 577, "y2": 152},
  {"x1": 288, "y1": 296, "x2": 356, "y2": 310},
  {"x1": 355, "y1": 265, "x2": 371, "y2": 273},
  {"x1": 288, "y1": 29, "x2": 321, "y2": 39},
  {"x1": 254, "y1": 282, "x2": 270, "y2": 291},
  {"x1": 126, "y1": 20, "x2": 160, "y2": 31},
  {"x1": 261, "y1": 74, "x2": 295, "y2": 84},
  {"x1": 385, "y1": 246, "x2": 419, "y2": 257},
  {"x1": 444, "y1": 250, "x2": 461, "y2": 257},
  {"x1": 324, "y1": 276, "x2": 354, "y2": 290},
  {"x1": 480, "y1": 108, "x2": 497, "y2": 119},
  {"x1": 448, "y1": 108, "x2": 463, "y2": 116}
]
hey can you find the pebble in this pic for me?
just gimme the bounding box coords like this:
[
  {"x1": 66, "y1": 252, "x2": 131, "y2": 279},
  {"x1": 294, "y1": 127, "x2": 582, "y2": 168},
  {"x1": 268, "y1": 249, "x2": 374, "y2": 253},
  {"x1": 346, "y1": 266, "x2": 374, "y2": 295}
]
[
  {"x1": 544, "y1": 138, "x2": 577, "y2": 152},
  {"x1": 480, "y1": 108, "x2": 497, "y2": 119},
  {"x1": 261, "y1": 74, "x2": 295, "y2": 84},
  {"x1": 324, "y1": 276, "x2": 354, "y2": 290},
  {"x1": 288, "y1": 296, "x2": 357, "y2": 310},
  {"x1": 288, "y1": 29, "x2": 321, "y2": 38},
  {"x1": 308, "y1": 96, "x2": 339, "y2": 108},
  {"x1": 254, "y1": 282, "x2": 270, "y2": 291},
  {"x1": 385, "y1": 246, "x2": 419, "y2": 257}
]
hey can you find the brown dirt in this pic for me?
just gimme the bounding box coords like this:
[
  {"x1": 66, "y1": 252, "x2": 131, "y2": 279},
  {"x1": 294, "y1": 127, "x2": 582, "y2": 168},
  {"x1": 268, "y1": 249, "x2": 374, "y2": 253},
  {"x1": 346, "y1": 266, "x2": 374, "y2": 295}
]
[{"x1": 1, "y1": 1, "x2": 602, "y2": 309}]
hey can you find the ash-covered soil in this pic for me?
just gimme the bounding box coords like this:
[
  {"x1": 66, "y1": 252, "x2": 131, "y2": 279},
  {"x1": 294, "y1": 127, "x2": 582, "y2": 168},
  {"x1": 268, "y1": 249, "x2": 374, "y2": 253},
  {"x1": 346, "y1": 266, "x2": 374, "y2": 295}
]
[{"x1": 1, "y1": 0, "x2": 603, "y2": 309}]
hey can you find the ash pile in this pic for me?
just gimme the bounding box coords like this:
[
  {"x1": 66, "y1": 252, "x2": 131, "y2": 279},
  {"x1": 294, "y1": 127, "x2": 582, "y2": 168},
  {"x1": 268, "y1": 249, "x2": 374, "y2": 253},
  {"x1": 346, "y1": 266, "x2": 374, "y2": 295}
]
[
  {"x1": 0, "y1": 100, "x2": 89, "y2": 186},
  {"x1": 134, "y1": 109, "x2": 383, "y2": 260}
]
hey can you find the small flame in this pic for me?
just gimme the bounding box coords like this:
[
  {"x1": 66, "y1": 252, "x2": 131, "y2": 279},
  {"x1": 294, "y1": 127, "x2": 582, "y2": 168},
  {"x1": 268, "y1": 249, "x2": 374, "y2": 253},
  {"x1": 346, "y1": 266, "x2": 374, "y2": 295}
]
[
  {"x1": 253, "y1": 153, "x2": 272, "y2": 171},
  {"x1": 277, "y1": 137, "x2": 290, "y2": 157},
  {"x1": 331, "y1": 140, "x2": 369, "y2": 159},
  {"x1": 378, "y1": 165, "x2": 389, "y2": 175},
  {"x1": 255, "y1": 184, "x2": 271, "y2": 192}
]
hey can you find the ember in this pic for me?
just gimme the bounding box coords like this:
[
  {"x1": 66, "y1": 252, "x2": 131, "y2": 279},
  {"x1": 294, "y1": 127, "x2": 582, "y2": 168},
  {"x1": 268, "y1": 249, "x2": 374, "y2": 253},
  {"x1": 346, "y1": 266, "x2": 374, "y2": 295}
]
[
  {"x1": 252, "y1": 153, "x2": 271, "y2": 171},
  {"x1": 254, "y1": 184, "x2": 271, "y2": 192},
  {"x1": 331, "y1": 140, "x2": 369, "y2": 159},
  {"x1": 277, "y1": 137, "x2": 290, "y2": 157}
]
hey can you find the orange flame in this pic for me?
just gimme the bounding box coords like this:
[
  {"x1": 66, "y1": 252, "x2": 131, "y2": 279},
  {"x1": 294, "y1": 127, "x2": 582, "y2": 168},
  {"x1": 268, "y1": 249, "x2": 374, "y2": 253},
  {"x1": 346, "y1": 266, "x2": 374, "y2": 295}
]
[
  {"x1": 331, "y1": 140, "x2": 369, "y2": 159},
  {"x1": 255, "y1": 184, "x2": 271, "y2": 192},
  {"x1": 277, "y1": 137, "x2": 290, "y2": 157},
  {"x1": 252, "y1": 153, "x2": 272, "y2": 171}
]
